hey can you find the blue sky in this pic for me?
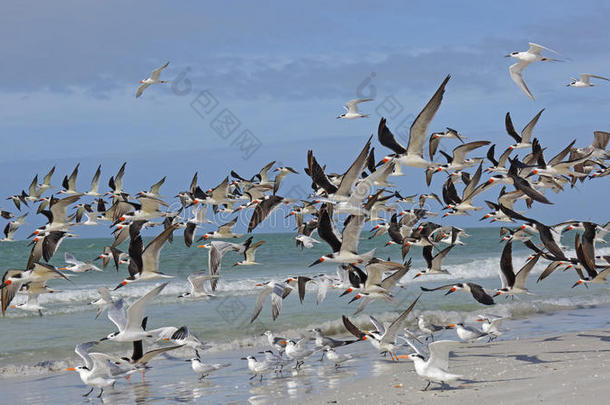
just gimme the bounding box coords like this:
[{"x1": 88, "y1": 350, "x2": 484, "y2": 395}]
[{"x1": 1, "y1": 1, "x2": 609, "y2": 235}]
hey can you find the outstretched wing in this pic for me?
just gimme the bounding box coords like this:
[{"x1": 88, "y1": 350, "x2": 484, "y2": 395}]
[
  {"x1": 509, "y1": 61, "x2": 534, "y2": 101},
  {"x1": 428, "y1": 340, "x2": 460, "y2": 371}
]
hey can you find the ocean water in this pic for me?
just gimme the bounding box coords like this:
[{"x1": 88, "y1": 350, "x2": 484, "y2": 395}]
[{"x1": 0, "y1": 228, "x2": 609, "y2": 403}]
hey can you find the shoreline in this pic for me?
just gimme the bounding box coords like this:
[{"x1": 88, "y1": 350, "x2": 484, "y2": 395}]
[
  {"x1": 310, "y1": 327, "x2": 610, "y2": 404},
  {"x1": 1, "y1": 306, "x2": 610, "y2": 404}
]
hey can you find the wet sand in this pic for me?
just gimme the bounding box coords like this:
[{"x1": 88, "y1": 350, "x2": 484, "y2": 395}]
[
  {"x1": 311, "y1": 328, "x2": 610, "y2": 404},
  {"x1": 2, "y1": 310, "x2": 610, "y2": 404}
]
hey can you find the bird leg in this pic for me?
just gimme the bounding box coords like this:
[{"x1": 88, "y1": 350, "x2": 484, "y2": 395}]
[
  {"x1": 249, "y1": 374, "x2": 257, "y2": 380},
  {"x1": 259, "y1": 374, "x2": 263, "y2": 382},
  {"x1": 423, "y1": 381, "x2": 431, "y2": 391},
  {"x1": 319, "y1": 352, "x2": 325, "y2": 362},
  {"x1": 82, "y1": 387, "x2": 94, "y2": 397},
  {"x1": 97, "y1": 388, "x2": 104, "y2": 398}
]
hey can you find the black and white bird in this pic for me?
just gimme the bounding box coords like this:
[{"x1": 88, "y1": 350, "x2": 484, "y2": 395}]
[
  {"x1": 494, "y1": 241, "x2": 542, "y2": 297},
  {"x1": 309, "y1": 207, "x2": 374, "y2": 267},
  {"x1": 114, "y1": 224, "x2": 178, "y2": 289},
  {"x1": 379, "y1": 76, "x2": 451, "y2": 169},
  {"x1": 421, "y1": 282, "x2": 495, "y2": 306},
  {"x1": 413, "y1": 245, "x2": 454, "y2": 278}
]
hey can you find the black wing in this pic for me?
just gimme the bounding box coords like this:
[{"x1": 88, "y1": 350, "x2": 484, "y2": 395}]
[
  {"x1": 317, "y1": 206, "x2": 341, "y2": 252},
  {"x1": 307, "y1": 151, "x2": 338, "y2": 194},
  {"x1": 468, "y1": 283, "x2": 495, "y2": 305},
  {"x1": 505, "y1": 112, "x2": 521, "y2": 143},
  {"x1": 378, "y1": 117, "x2": 407, "y2": 154}
]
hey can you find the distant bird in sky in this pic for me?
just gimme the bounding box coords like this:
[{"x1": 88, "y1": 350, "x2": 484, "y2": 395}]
[
  {"x1": 506, "y1": 42, "x2": 561, "y2": 100},
  {"x1": 567, "y1": 74, "x2": 609, "y2": 88},
  {"x1": 136, "y1": 62, "x2": 169, "y2": 98},
  {"x1": 337, "y1": 98, "x2": 373, "y2": 119}
]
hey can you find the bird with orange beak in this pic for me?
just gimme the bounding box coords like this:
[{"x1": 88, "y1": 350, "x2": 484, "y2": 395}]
[{"x1": 65, "y1": 341, "x2": 118, "y2": 398}]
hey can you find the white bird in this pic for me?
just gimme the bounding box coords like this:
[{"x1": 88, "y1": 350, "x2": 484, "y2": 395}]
[
  {"x1": 250, "y1": 281, "x2": 292, "y2": 323},
  {"x1": 84, "y1": 165, "x2": 102, "y2": 196},
  {"x1": 90, "y1": 287, "x2": 114, "y2": 319},
  {"x1": 188, "y1": 357, "x2": 230, "y2": 380},
  {"x1": 567, "y1": 74, "x2": 609, "y2": 88},
  {"x1": 178, "y1": 273, "x2": 218, "y2": 299},
  {"x1": 446, "y1": 323, "x2": 488, "y2": 343},
  {"x1": 61, "y1": 252, "x2": 102, "y2": 273},
  {"x1": 101, "y1": 283, "x2": 167, "y2": 342},
  {"x1": 136, "y1": 61, "x2": 169, "y2": 98},
  {"x1": 401, "y1": 340, "x2": 463, "y2": 391},
  {"x1": 295, "y1": 234, "x2": 320, "y2": 249},
  {"x1": 324, "y1": 346, "x2": 353, "y2": 368},
  {"x1": 81, "y1": 212, "x2": 99, "y2": 226},
  {"x1": 506, "y1": 42, "x2": 561, "y2": 100},
  {"x1": 476, "y1": 314, "x2": 504, "y2": 340},
  {"x1": 417, "y1": 315, "x2": 445, "y2": 341},
  {"x1": 262, "y1": 330, "x2": 289, "y2": 355},
  {"x1": 65, "y1": 341, "x2": 118, "y2": 398},
  {"x1": 259, "y1": 350, "x2": 292, "y2": 372},
  {"x1": 285, "y1": 338, "x2": 317, "y2": 369},
  {"x1": 198, "y1": 238, "x2": 250, "y2": 291},
  {"x1": 241, "y1": 355, "x2": 276, "y2": 381},
  {"x1": 337, "y1": 98, "x2": 373, "y2": 119}
]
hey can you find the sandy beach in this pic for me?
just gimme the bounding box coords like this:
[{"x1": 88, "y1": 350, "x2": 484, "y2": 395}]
[
  {"x1": 312, "y1": 328, "x2": 610, "y2": 405},
  {"x1": 2, "y1": 308, "x2": 610, "y2": 404}
]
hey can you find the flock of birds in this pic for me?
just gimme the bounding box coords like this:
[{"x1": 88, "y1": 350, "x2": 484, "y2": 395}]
[{"x1": 1, "y1": 43, "x2": 610, "y2": 398}]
